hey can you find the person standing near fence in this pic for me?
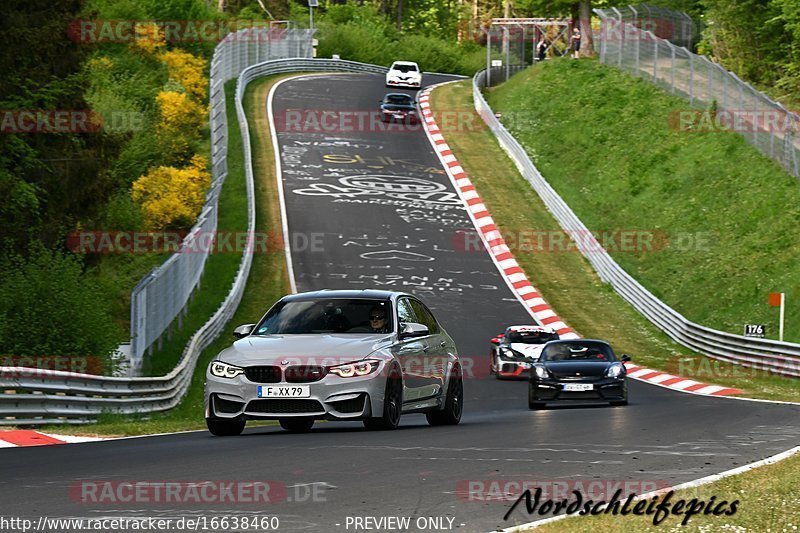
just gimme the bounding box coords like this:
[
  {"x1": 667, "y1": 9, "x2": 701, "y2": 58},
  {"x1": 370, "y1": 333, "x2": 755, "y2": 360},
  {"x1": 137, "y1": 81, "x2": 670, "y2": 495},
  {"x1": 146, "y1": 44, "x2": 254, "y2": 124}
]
[
  {"x1": 536, "y1": 35, "x2": 548, "y2": 62},
  {"x1": 571, "y1": 27, "x2": 581, "y2": 59}
]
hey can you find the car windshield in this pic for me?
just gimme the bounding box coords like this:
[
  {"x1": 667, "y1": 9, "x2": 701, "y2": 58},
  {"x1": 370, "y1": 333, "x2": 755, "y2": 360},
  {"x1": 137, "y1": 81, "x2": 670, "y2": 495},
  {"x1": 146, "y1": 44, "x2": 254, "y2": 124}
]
[
  {"x1": 540, "y1": 342, "x2": 617, "y2": 362},
  {"x1": 384, "y1": 94, "x2": 414, "y2": 105},
  {"x1": 508, "y1": 331, "x2": 558, "y2": 344},
  {"x1": 254, "y1": 299, "x2": 393, "y2": 334},
  {"x1": 392, "y1": 63, "x2": 418, "y2": 72}
]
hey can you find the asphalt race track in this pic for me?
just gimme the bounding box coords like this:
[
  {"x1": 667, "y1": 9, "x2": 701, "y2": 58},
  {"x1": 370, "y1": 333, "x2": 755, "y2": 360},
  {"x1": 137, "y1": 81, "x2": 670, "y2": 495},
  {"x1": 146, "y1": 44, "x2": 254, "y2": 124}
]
[{"x1": 2, "y1": 74, "x2": 800, "y2": 533}]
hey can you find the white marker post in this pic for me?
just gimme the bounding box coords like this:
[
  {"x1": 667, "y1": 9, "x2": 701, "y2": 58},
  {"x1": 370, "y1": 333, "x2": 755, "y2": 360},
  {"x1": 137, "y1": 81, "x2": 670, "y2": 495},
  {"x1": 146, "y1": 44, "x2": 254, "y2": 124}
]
[{"x1": 769, "y1": 292, "x2": 785, "y2": 341}]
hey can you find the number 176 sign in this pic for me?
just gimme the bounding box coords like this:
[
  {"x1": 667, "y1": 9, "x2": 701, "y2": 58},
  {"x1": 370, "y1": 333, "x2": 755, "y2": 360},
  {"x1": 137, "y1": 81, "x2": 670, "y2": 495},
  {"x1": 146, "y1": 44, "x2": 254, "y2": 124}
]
[{"x1": 743, "y1": 324, "x2": 765, "y2": 338}]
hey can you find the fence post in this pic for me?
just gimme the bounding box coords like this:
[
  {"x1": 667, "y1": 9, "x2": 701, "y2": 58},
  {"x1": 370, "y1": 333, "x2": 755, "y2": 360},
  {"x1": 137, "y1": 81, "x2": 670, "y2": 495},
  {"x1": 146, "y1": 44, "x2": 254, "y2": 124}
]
[
  {"x1": 653, "y1": 33, "x2": 658, "y2": 82},
  {"x1": 597, "y1": 14, "x2": 606, "y2": 63},
  {"x1": 504, "y1": 27, "x2": 510, "y2": 82},
  {"x1": 670, "y1": 45, "x2": 675, "y2": 94},
  {"x1": 770, "y1": 109, "x2": 776, "y2": 159},
  {"x1": 486, "y1": 30, "x2": 492, "y2": 87},
  {"x1": 721, "y1": 66, "x2": 727, "y2": 110},
  {"x1": 631, "y1": 6, "x2": 640, "y2": 76},
  {"x1": 689, "y1": 51, "x2": 694, "y2": 105},
  {"x1": 612, "y1": 7, "x2": 624, "y2": 67},
  {"x1": 707, "y1": 58, "x2": 713, "y2": 105}
]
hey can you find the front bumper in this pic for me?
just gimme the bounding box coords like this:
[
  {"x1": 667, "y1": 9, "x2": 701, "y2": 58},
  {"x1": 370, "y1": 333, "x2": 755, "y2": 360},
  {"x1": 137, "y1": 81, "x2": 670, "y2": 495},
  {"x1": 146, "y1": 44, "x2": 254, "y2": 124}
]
[
  {"x1": 204, "y1": 366, "x2": 386, "y2": 421},
  {"x1": 386, "y1": 78, "x2": 421, "y2": 88},
  {"x1": 495, "y1": 360, "x2": 531, "y2": 379},
  {"x1": 529, "y1": 377, "x2": 627, "y2": 402},
  {"x1": 381, "y1": 111, "x2": 419, "y2": 123}
]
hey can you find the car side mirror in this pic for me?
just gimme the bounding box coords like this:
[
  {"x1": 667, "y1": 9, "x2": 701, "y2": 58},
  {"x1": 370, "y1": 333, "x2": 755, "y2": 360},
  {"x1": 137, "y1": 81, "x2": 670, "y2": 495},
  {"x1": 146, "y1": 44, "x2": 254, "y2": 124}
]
[
  {"x1": 399, "y1": 322, "x2": 429, "y2": 339},
  {"x1": 490, "y1": 335, "x2": 503, "y2": 345},
  {"x1": 620, "y1": 354, "x2": 631, "y2": 362},
  {"x1": 232, "y1": 324, "x2": 256, "y2": 339}
]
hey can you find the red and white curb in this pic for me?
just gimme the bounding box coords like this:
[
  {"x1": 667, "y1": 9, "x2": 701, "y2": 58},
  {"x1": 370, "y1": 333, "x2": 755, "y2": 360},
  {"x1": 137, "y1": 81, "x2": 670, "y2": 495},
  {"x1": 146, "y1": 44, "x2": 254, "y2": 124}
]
[
  {"x1": 0, "y1": 430, "x2": 107, "y2": 448},
  {"x1": 417, "y1": 87, "x2": 579, "y2": 341},
  {"x1": 417, "y1": 84, "x2": 742, "y2": 399},
  {"x1": 624, "y1": 363, "x2": 742, "y2": 396}
]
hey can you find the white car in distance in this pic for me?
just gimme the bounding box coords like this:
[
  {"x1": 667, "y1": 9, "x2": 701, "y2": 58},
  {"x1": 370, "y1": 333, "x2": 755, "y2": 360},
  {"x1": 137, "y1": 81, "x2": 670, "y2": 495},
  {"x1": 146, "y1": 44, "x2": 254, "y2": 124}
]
[{"x1": 386, "y1": 61, "x2": 422, "y2": 89}]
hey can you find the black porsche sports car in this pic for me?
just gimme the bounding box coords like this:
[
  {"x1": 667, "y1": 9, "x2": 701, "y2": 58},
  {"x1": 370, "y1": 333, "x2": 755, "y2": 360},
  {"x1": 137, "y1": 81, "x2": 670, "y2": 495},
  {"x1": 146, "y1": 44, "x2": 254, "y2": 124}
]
[
  {"x1": 528, "y1": 339, "x2": 630, "y2": 409},
  {"x1": 379, "y1": 93, "x2": 419, "y2": 124}
]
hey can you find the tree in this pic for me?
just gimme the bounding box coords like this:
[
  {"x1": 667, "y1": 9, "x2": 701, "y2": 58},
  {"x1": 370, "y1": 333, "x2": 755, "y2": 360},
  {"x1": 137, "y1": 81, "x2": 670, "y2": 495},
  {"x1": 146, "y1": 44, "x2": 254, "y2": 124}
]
[
  {"x1": 579, "y1": 0, "x2": 594, "y2": 57},
  {"x1": 0, "y1": 244, "x2": 124, "y2": 366}
]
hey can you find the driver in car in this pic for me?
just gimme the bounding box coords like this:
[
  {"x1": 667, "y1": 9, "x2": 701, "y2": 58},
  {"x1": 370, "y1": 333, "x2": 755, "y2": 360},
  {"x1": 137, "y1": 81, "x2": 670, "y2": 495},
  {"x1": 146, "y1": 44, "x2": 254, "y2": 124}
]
[{"x1": 368, "y1": 306, "x2": 389, "y2": 333}]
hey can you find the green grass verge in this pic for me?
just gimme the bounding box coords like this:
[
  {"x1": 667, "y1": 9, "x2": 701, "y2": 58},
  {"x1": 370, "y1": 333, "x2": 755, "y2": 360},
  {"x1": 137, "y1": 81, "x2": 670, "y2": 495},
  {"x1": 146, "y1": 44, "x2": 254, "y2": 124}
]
[
  {"x1": 430, "y1": 78, "x2": 800, "y2": 402},
  {"x1": 526, "y1": 449, "x2": 800, "y2": 532},
  {"x1": 36, "y1": 75, "x2": 291, "y2": 436},
  {"x1": 486, "y1": 58, "x2": 800, "y2": 346}
]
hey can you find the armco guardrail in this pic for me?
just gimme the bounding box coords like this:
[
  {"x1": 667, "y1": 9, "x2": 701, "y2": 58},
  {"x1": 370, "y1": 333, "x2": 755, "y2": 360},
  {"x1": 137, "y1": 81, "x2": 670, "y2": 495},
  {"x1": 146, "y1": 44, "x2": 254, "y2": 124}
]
[
  {"x1": 473, "y1": 69, "x2": 800, "y2": 378},
  {"x1": 0, "y1": 58, "x2": 389, "y2": 425}
]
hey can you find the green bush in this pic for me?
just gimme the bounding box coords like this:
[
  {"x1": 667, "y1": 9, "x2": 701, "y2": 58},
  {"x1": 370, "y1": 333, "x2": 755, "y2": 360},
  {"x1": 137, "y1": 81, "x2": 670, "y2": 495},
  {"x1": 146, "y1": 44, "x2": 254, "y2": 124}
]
[
  {"x1": 317, "y1": 22, "x2": 396, "y2": 66},
  {"x1": 102, "y1": 190, "x2": 145, "y2": 231},
  {"x1": 317, "y1": 19, "x2": 486, "y2": 76},
  {"x1": 0, "y1": 244, "x2": 125, "y2": 368}
]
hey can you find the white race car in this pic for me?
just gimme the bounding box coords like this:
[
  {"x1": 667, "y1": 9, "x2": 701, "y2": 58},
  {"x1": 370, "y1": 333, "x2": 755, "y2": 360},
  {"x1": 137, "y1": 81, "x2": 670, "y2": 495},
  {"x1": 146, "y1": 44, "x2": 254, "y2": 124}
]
[
  {"x1": 385, "y1": 61, "x2": 422, "y2": 89},
  {"x1": 489, "y1": 325, "x2": 560, "y2": 379}
]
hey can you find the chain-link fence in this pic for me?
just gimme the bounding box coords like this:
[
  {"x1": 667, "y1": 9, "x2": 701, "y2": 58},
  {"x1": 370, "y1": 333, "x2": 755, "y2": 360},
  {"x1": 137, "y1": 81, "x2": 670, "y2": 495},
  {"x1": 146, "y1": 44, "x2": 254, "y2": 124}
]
[
  {"x1": 598, "y1": 3, "x2": 698, "y2": 49},
  {"x1": 129, "y1": 28, "x2": 316, "y2": 374},
  {"x1": 483, "y1": 20, "x2": 572, "y2": 87},
  {"x1": 594, "y1": 7, "x2": 800, "y2": 179}
]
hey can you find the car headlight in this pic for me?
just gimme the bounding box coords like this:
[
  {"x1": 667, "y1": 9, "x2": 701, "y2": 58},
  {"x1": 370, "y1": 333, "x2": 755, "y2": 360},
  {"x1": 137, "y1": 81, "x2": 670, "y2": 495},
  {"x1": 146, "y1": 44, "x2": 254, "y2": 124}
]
[
  {"x1": 210, "y1": 361, "x2": 244, "y2": 379},
  {"x1": 534, "y1": 365, "x2": 549, "y2": 379},
  {"x1": 328, "y1": 359, "x2": 381, "y2": 378},
  {"x1": 606, "y1": 363, "x2": 624, "y2": 378}
]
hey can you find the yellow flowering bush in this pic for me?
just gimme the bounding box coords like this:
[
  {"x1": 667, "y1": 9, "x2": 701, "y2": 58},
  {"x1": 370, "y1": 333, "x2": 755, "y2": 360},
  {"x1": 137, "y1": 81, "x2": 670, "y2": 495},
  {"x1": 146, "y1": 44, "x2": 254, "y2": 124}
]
[
  {"x1": 155, "y1": 90, "x2": 205, "y2": 158},
  {"x1": 87, "y1": 56, "x2": 114, "y2": 70},
  {"x1": 156, "y1": 90, "x2": 205, "y2": 132},
  {"x1": 159, "y1": 49, "x2": 208, "y2": 101},
  {"x1": 132, "y1": 23, "x2": 166, "y2": 55},
  {"x1": 132, "y1": 155, "x2": 211, "y2": 230}
]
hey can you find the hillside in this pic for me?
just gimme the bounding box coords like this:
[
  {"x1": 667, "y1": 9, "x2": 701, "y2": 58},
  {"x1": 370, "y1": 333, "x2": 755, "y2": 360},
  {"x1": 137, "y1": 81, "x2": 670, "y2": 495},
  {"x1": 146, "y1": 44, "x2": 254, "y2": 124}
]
[{"x1": 486, "y1": 59, "x2": 800, "y2": 343}]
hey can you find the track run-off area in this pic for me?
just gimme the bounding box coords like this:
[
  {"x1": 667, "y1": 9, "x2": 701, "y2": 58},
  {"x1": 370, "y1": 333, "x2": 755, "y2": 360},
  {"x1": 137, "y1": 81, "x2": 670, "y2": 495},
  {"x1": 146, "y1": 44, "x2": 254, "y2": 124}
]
[{"x1": 1, "y1": 73, "x2": 799, "y2": 533}]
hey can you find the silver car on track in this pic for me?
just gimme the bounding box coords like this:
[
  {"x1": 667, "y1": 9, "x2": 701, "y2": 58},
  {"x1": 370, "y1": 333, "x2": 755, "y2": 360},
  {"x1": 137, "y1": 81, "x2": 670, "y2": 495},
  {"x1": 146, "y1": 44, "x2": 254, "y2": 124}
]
[{"x1": 204, "y1": 290, "x2": 463, "y2": 435}]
